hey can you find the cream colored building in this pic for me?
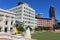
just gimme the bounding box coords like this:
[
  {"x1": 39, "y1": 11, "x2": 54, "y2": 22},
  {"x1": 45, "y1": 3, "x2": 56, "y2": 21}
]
[
  {"x1": 0, "y1": 9, "x2": 16, "y2": 33},
  {"x1": 9, "y1": 2, "x2": 35, "y2": 29}
]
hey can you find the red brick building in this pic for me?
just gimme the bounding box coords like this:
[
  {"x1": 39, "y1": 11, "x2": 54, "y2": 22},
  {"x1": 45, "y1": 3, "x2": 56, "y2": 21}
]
[{"x1": 36, "y1": 17, "x2": 54, "y2": 31}]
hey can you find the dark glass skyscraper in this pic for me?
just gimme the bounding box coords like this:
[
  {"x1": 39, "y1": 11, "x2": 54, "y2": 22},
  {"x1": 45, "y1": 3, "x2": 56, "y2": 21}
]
[{"x1": 49, "y1": 6, "x2": 56, "y2": 19}]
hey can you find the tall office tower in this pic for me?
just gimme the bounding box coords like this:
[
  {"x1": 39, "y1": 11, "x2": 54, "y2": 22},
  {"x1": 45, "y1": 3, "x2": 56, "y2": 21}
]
[
  {"x1": 49, "y1": 6, "x2": 56, "y2": 25},
  {"x1": 49, "y1": 6, "x2": 56, "y2": 19},
  {"x1": 9, "y1": 2, "x2": 35, "y2": 29}
]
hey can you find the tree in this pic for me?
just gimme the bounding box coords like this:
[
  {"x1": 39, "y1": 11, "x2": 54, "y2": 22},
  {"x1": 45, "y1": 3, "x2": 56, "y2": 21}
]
[
  {"x1": 15, "y1": 23, "x2": 25, "y2": 34},
  {"x1": 16, "y1": 24, "x2": 25, "y2": 32}
]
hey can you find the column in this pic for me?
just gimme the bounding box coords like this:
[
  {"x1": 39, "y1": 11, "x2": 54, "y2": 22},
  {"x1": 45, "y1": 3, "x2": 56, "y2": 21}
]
[
  {"x1": 13, "y1": 18, "x2": 15, "y2": 33},
  {"x1": 2, "y1": 15, "x2": 6, "y2": 32},
  {"x1": 7, "y1": 16, "x2": 11, "y2": 33}
]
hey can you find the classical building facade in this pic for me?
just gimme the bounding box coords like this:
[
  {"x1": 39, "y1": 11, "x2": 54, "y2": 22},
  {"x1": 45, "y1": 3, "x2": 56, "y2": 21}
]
[
  {"x1": 9, "y1": 2, "x2": 35, "y2": 29},
  {"x1": 0, "y1": 9, "x2": 15, "y2": 33}
]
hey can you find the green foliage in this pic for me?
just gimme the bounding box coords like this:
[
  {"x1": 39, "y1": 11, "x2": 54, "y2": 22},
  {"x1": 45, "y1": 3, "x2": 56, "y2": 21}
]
[
  {"x1": 35, "y1": 27, "x2": 41, "y2": 31},
  {"x1": 35, "y1": 26, "x2": 50, "y2": 31},
  {"x1": 26, "y1": 26, "x2": 32, "y2": 31},
  {"x1": 16, "y1": 25, "x2": 25, "y2": 32},
  {"x1": 43, "y1": 27, "x2": 49, "y2": 30}
]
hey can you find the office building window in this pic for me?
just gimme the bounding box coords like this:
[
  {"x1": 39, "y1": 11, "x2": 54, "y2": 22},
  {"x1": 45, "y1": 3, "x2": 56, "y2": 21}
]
[
  {"x1": 11, "y1": 17, "x2": 14, "y2": 19},
  {"x1": 20, "y1": 10, "x2": 22, "y2": 12},
  {"x1": 18, "y1": 7, "x2": 22, "y2": 9}
]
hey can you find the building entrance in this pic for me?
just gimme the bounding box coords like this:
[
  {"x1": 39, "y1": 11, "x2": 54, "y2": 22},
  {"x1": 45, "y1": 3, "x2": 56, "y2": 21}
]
[{"x1": 4, "y1": 27, "x2": 7, "y2": 32}]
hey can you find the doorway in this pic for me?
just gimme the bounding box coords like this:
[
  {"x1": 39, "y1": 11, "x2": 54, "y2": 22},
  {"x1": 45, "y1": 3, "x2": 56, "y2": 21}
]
[{"x1": 4, "y1": 27, "x2": 8, "y2": 32}]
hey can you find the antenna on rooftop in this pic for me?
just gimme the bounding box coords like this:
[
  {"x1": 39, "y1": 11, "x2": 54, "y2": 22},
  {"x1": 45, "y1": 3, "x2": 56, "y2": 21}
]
[{"x1": 17, "y1": 0, "x2": 23, "y2": 5}]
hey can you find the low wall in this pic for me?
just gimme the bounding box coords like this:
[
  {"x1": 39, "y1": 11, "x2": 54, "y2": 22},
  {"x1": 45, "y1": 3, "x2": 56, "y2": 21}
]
[{"x1": 0, "y1": 32, "x2": 25, "y2": 40}]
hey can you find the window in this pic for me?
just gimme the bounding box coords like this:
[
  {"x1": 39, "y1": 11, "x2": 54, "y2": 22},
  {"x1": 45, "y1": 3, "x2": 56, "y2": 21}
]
[
  {"x1": 18, "y1": 7, "x2": 22, "y2": 9},
  {"x1": 11, "y1": 17, "x2": 14, "y2": 19},
  {"x1": 24, "y1": 7, "x2": 25, "y2": 9},
  {"x1": 17, "y1": 14, "x2": 21, "y2": 16},
  {"x1": 5, "y1": 21, "x2": 8, "y2": 25},
  {"x1": 10, "y1": 27, "x2": 13, "y2": 32},
  {"x1": 6, "y1": 16, "x2": 9, "y2": 18},
  {"x1": 15, "y1": 11, "x2": 18, "y2": 13},
  {"x1": 4, "y1": 27, "x2": 7, "y2": 32},
  {"x1": 17, "y1": 17, "x2": 21, "y2": 19},
  {"x1": 0, "y1": 14, "x2": 3, "y2": 16},
  {"x1": 24, "y1": 10, "x2": 29, "y2": 13},
  {"x1": 24, "y1": 10, "x2": 25, "y2": 12},
  {"x1": 20, "y1": 10, "x2": 22, "y2": 12},
  {"x1": 0, "y1": 27, "x2": 1, "y2": 32}
]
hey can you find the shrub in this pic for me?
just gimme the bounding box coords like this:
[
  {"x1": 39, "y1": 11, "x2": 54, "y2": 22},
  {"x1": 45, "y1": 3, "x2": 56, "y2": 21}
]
[
  {"x1": 35, "y1": 27, "x2": 41, "y2": 31},
  {"x1": 16, "y1": 25, "x2": 25, "y2": 32},
  {"x1": 43, "y1": 27, "x2": 49, "y2": 30},
  {"x1": 34, "y1": 26, "x2": 50, "y2": 31}
]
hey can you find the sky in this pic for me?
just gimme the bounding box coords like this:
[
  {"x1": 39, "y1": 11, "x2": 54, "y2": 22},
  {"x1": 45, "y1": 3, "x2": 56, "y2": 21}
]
[{"x1": 0, "y1": 0, "x2": 60, "y2": 20}]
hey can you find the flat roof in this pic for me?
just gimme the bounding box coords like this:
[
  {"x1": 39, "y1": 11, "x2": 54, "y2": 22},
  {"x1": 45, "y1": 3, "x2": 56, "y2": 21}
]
[{"x1": 35, "y1": 17, "x2": 51, "y2": 20}]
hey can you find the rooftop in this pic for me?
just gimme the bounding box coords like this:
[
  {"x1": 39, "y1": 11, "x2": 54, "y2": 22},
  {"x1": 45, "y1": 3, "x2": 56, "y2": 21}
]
[
  {"x1": 17, "y1": 2, "x2": 29, "y2": 6},
  {"x1": 35, "y1": 17, "x2": 51, "y2": 20}
]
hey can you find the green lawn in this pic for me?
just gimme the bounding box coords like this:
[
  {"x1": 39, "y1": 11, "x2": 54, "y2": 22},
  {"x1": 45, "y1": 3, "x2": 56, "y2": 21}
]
[{"x1": 31, "y1": 32, "x2": 60, "y2": 40}]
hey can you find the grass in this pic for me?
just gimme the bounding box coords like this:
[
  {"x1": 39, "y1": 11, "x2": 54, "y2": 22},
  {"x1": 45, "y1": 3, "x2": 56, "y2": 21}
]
[{"x1": 31, "y1": 32, "x2": 60, "y2": 40}]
